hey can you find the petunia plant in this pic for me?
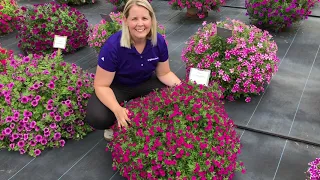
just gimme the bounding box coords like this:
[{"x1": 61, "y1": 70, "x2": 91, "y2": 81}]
[
  {"x1": 15, "y1": 2, "x2": 89, "y2": 55},
  {"x1": 0, "y1": 0, "x2": 19, "y2": 35},
  {"x1": 88, "y1": 11, "x2": 166, "y2": 53},
  {"x1": 55, "y1": 0, "x2": 95, "y2": 5},
  {"x1": 107, "y1": 81, "x2": 245, "y2": 179},
  {"x1": 182, "y1": 19, "x2": 279, "y2": 102},
  {"x1": 307, "y1": 158, "x2": 320, "y2": 180},
  {"x1": 0, "y1": 52, "x2": 95, "y2": 157},
  {"x1": 168, "y1": 0, "x2": 225, "y2": 18},
  {"x1": 245, "y1": 0, "x2": 317, "y2": 31}
]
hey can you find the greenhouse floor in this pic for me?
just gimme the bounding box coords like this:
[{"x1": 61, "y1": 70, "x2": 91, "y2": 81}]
[{"x1": 1, "y1": 0, "x2": 320, "y2": 179}]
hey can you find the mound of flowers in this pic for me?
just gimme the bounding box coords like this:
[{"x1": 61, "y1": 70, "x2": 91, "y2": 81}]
[
  {"x1": 245, "y1": 0, "x2": 317, "y2": 31},
  {"x1": 106, "y1": 0, "x2": 152, "y2": 11},
  {"x1": 0, "y1": 0, "x2": 19, "y2": 34},
  {"x1": 55, "y1": 0, "x2": 95, "y2": 5},
  {"x1": 181, "y1": 19, "x2": 279, "y2": 102},
  {"x1": 107, "y1": 81, "x2": 245, "y2": 179},
  {"x1": 168, "y1": 0, "x2": 225, "y2": 18},
  {"x1": 0, "y1": 45, "x2": 13, "y2": 74},
  {"x1": 307, "y1": 158, "x2": 320, "y2": 180},
  {"x1": 0, "y1": 51, "x2": 95, "y2": 157},
  {"x1": 88, "y1": 11, "x2": 166, "y2": 53},
  {"x1": 15, "y1": 2, "x2": 89, "y2": 55}
]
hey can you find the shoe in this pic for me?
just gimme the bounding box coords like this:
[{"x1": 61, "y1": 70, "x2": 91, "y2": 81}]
[{"x1": 104, "y1": 129, "x2": 113, "y2": 141}]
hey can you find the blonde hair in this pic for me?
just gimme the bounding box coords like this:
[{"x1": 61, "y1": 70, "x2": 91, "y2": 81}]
[{"x1": 120, "y1": 0, "x2": 158, "y2": 48}]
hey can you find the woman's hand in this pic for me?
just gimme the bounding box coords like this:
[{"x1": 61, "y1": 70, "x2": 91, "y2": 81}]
[{"x1": 113, "y1": 106, "x2": 131, "y2": 129}]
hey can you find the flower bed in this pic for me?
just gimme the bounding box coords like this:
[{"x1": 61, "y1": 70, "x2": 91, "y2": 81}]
[
  {"x1": 0, "y1": 0, "x2": 19, "y2": 34},
  {"x1": 55, "y1": 0, "x2": 95, "y2": 5},
  {"x1": 88, "y1": 11, "x2": 166, "y2": 53},
  {"x1": 245, "y1": 0, "x2": 317, "y2": 31},
  {"x1": 15, "y1": 2, "x2": 89, "y2": 55},
  {"x1": 181, "y1": 19, "x2": 279, "y2": 102},
  {"x1": 0, "y1": 52, "x2": 95, "y2": 157},
  {"x1": 107, "y1": 81, "x2": 245, "y2": 179},
  {"x1": 0, "y1": 45, "x2": 13, "y2": 74},
  {"x1": 168, "y1": 0, "x2": 225, "y2": 18},
  {"x1": 307, "y1": 158, "x2": 320, "y2": 180}
]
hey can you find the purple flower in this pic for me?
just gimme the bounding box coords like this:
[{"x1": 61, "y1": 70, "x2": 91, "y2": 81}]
[
  {"x1": 64, "y1": 112, "x2": 70, "y2": 117},
  {"x1": 23, "y1": 110, "x2": 32, "y2": 117},
  {"x1": 30, "y1": 121, "x2": 36, "y2": 128},
  {"x1": 31, "y1": 100, "x2": 38, "y2": 107},
  {"x1": 34, "y1": 149, "x2": 41, "y2": 156},
  {"x1": 41, "y1": 139, "x2": 47, "y2": 145},
  {"x1": 48, "y1": 81, "x2": 55, "y2": 89},
  {"x1": 35, "y1": 135, "x2": 43, "y2": 142},
  {"x1": 21, "y1": 96, "x2": 29, "y2": 103},
  {"x1": 54, "y1": 132, "x2": 61, "y2": 140},
  {"x1": 6, "y1": 116, "x2": 13, "y2": 123},
  {"x1": 55, "y1": 115, "x2": 62, "y2": 122},
  {"x1": 30, "y1": 140, "x2": 36, "y2": 146},
  {"x1": 3, "y1": 128, "x2": 12, "y2": 135},
  {"x1": 47, "y1": 105, "x2": 53, "y2": 111},
  {"x1": 23, "y1": 134, "x2": 29, "y2": 141},
  {"x1": 50, "y1": 123, "x2": 57, "y2": 129},
  {"x1": 9, "y1": 143, "x2": 15, "y2": 149},
  {"x1": 59, "y1": 140, "x2": 65, "y2": 147},
  {"x1": 22, "y1": 56, "x2": 30, "y2": 63},
  {"x1": 17, "y1": 141, "x2": 25, "y2": 148}
]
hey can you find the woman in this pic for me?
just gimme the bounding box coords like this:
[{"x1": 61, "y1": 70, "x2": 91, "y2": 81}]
[{"x1": 85, "y1": 0, "x2": 181, "y2": 140}]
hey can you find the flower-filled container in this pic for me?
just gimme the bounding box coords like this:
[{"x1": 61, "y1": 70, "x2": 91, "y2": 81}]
[
  {"x1": 168, "y1": 0, "x2": 226, "y2": 18},
  {"x1": 107, "y1": 81, "x2": 245, "y2": 179},
  {"x1": 307, "y1": 158, "x2": 320, "y2": 180},
  {"x1": 15, "y1": 2, "x2": 89, "y2": 55},
  {"x1": 0, "y1": 45, "x2": 13, "y2": 74},
  {"x1": 0, "y1": 0, "x2": 19, "y2": 35},
  {"x1": 106, "y1": 0, "x2": 152, "y2": 11},
  {"x1": 55, "y1": 0, "x2": 95, "y2": 5},
  {"x1": 0, "y1": 52, "x2": 95, "y2": 157},
  {"x1": 182, "y1": 19, "x2": 280, "y2": 102},
  {"x1": 245, "y1": 0, "x2": 317, "y2": 31},
  {"x1": 88, "y1": 11, "x2": 166, "y2": 53}
]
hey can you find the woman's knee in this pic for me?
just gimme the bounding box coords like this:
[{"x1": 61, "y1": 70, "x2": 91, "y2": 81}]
[{"x1": 84, "y1": 93, "x2": 116, "y2": 130}]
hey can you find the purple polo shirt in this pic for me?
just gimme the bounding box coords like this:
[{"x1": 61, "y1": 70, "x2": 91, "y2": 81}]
[{"x1": 97, "y1": 31, "x2": 168, "y2": 86}]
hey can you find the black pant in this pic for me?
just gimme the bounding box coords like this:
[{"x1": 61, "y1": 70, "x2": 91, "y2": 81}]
[{"x1": 84, "y1": 75, "x2": 166, "y2": 130}]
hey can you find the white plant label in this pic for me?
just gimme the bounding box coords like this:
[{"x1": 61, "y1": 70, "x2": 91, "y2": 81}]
[
  {"x1": 53, "y1": 35, "x2": 68, "y2": 49},
  {"x1": 189, "y1": 68, "x2": 211, "y2": 86}
]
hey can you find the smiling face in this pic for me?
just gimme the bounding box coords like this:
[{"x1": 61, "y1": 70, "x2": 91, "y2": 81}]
[{"x1": 124, "y1": 4, "x2": 152, "y2": 43}]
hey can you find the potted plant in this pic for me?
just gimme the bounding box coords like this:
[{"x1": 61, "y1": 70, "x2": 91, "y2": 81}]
[
  {"x1": 245, "y1": 0, "x2": 317, "y2": 32},
  {"x1": 182, "y1": 19, "x2": 280, "y2": 102},
  {"x1": 106, "y1": 0, "x2": 152, "y2": 11},
  {"x1": 0, "y1": 51, "x2": 95, "y2": 157},
  {"x1": 15, "y1": 2, "x2": 89, "y2": 55},
  {"x1": 107, "y1": 81, "x2": 245, "y2": 179},
  {"x1": 88, "y1": 11, "x2": 166, "y2": 54},
  {"x1": 0, "y1": 0, "x2": 19, "y2": 35},
  {"x1": 55, "y1": 0, "x2": 95, "y2": 5},
  {"x1": 168, "y1": 0, "x2": 225, "y2": 18}
]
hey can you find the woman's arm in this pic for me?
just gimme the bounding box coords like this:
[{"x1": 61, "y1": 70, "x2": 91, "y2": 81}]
[
  {"x1": 94, "y1": 66, "x2": 122, "y2": 113},
  {"x1": 155, "y1": 60, "x2": 181, "y2": 87}
]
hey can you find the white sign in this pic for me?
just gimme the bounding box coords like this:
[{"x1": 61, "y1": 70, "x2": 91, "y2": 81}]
[
  {"x1": 189, "y1": 68, "x2": 211, "y2": 86},
  {"x1": 53, "y1": 35, "x2": 68, "y2": 49}
]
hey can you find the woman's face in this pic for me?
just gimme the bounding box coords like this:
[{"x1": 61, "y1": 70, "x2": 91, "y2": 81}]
[{"x1": 125, "y1": 4, "x2": 152, "y2": 42}]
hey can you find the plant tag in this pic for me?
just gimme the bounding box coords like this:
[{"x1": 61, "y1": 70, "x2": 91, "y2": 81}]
[
  {"x1": 217, "y1": 27, "x2": 232, "y2": 39},
  {"x1": 100, "y1": 13, "x2": 112, "y2": 22},
  {"x1": 53, "y1": 35, "x2": 67, "y2": 49},
  {"x1": 189, "y1": 68, "x2": 211, "y2": 86}
]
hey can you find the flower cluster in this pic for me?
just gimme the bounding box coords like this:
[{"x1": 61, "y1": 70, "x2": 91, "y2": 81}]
[
  {"x1": 15, "y1": 2, "x2": 89, "y2": 55},
  {"x1": 0, "y1": 45, "x2": 13, "y2": 74},
  {"x1": 307, "y1": 158, "x2": 320, "y2": 180},
  {"x1": 0, "y1": 0, "x2": 19, "y2": 34},
  {"x1": 0, "y1": 52, "x2": 95, "y2": 157},
  {"x1": 168, "y1": 0, "x2": 225, "y2": 18},
  {"x1": 181, "y1": 19, "x2": 279, "y2": 102},
  {"x1": 107, "y1": 81, "x2": 245, "y2": 179},
  {"x1": 106, "y1": 0, "x2": 152, "y2": 10},
  {"x1": 88, "y1": 11, "x2": 166, "y2": 53},
  {"x1": 245, "y1": 0, "x2": 317, "y2": 31},
  {"x1": 55, "y1": 0, "x2": 95, "y2": 5}
]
